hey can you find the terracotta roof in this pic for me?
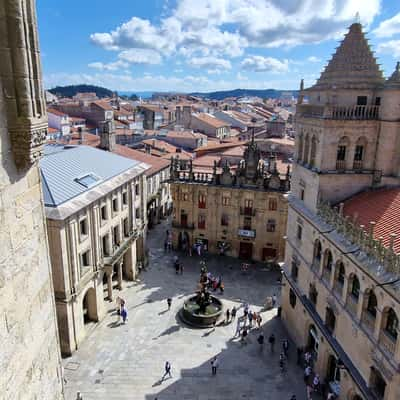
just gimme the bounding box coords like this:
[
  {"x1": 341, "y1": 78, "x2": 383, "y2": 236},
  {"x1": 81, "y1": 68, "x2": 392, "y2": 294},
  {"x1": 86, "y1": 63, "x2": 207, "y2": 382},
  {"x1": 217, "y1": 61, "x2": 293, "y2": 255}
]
[
  {"x1": 194, "y1": 141, "x2": 248, "y2": 153},
  {"x1": 221, "y1": 146, "x2": 246, "y2": 157},
  {"x1": 48, "y1": 127, "x2": 59, "y2": 133},
  {"x1": 113, "y1": 146, "x2": 169, "y2": 176},
  {"x1": 166, "y1": 130, "x2": 207, "y2": 139},
  {"x1": 342, "y1": 188, "x2": 400, "y2": 253},
  {"x1": 69, "y1": 116, "x2": 86, "y2": 122},
  {"x1": 193, "y1": 155, "x2": 221, "y2": 167},
  {"x1": 48, "y1": 108, "x2": 68, "y2": 117},
  {"x1": 193, "y1": 113, "x2": 229, "y2": 129},
  {"x1": 142, "y1": 138, "x2": 193, "y2": 159},
  {"x1": 92, "y1": 100, "x2": 113, "y2": 111}
]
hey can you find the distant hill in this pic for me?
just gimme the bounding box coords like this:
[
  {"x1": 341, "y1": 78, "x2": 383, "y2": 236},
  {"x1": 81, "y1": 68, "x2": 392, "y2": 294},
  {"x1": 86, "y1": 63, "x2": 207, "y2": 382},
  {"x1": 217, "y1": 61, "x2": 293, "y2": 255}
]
[
  {"x1": 48, "y1": 84, "x2": 114, "y2": 99},
  {"x1": 190, "y1": 88, "x2": 298, "y2": 100}
]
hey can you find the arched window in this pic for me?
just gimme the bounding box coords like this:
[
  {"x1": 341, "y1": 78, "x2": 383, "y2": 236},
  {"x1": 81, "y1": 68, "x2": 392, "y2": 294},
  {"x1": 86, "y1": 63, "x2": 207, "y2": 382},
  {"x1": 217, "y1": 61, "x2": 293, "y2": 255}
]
[
  {"x1": 350, "y1": 275, "x2": 360, "y2": 300},
  {"x1": 298, "y1": 134, "x2": 304, "y2": 162},
  {"x1": 324, "y1": 250, "x2": 333, "y2": 271},
  {"x1": 304, "y1": 134, "x2": 310, "y2": 164},
  {"x1": 385, "y1": 308, "x2": 399, "y2": 339},
  {"x1": 310, "y1": 135, "x2": 317, "y2": 167},
  {"x1": 313, "y1": 239, "x2": 322, "y2": 267},
  {"x1": 336, "y1": 262, "x2": 345, "y2": 286},
  {"x1": 325, "y1": 307, "x2": 336, "y2": 333},
  {"x1": 336, "y1": 136, "x2": 349, "y2": 170},
  {"x1": 353, "y1": 137, "x2": 367, "y2": 170},
  {"x1": 366, "y1": 291, "x2": 378, "y2": 318}
]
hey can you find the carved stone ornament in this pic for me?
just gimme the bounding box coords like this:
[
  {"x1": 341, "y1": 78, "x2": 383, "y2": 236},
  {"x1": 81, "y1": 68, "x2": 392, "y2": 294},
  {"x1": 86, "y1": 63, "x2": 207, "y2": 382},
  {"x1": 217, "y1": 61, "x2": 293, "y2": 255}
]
[{"x1": 9, "y1": 120, "x2": 48, "y2": 170}]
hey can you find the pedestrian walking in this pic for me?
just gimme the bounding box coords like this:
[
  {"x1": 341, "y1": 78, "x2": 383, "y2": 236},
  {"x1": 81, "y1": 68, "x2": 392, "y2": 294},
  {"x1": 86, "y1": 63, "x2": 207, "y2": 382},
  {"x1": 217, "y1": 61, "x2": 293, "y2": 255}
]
[
  {"x1": 268, "y1": 333, "x2": 275, "y2": 352},
  {"x1": 304, "y1": 351, "x2": 312, "y2": 365},
  {"x1": 297, "y1": 347, "x2": 303, "y2": 365},
  {"x1": 167, "y1": 297, "x2": 172, "y2": 310},
  {"x1": 162, "y1": 361, "x2": 172, "y2": 379},
  {"x1": 179, "y1": 263, "x2": 184, "y2": 275},
  {"x1": 256, "y1": 313, "x2": 262, "y2": 329},
  {"x1": 174, "y1": 259, "x2": 180, "y2": 274},
  {"x1": 241, "y1": 327, "x2": 248, "y2": 344},
  {"x1": 313, "y1": 374, "x2": 320, "y2": 392},
  {"x1": 272, "y1": 293, "x2": 277, "y2": 307},
  {"x1": 244, "y1": 303, "x2": 249, "y2": 317},
  {"x1": 290, "y1": 396, "x2": 297, "y2": 400},
  {"x1": 234, "y1": 319, "x2": 241, "y2": 337},
  {"x1": 257, "y1": 333, "x2": 264, "y2": 352},
  {"x1": 231, "y1": 306, "x2": 237, "y2": 320},
  {"x1": 304, "y1": 365, "x2": 312, "y2": 384},
  {"x1": 282, "y1": 339, "x2": 289, "y2": 358},
  {"x1": 226, "y1": 308, "x2": 230, "y2": 323},
  {"x1": 121, "y1": 306, "x2": 127, "y2": 324},
  {"x1": 248, "y1": 310, "x2": 253, "y2": 328},
  {"x1": 115, "y1": 296, "x2": 122, "y2": 315},
  {"x1": 252, "y1": 311, "x2": 257, "y2": 327},
  {"x1": 211, "y1": 356, "x2": 219, "y2": 375}
]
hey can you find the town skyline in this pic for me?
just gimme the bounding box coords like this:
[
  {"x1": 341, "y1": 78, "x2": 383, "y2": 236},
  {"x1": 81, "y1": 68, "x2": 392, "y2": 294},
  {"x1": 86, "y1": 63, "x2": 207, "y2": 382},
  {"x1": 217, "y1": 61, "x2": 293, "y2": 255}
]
[{"x1": 38, "y1": 0, "x2": 400, "y2": 92}]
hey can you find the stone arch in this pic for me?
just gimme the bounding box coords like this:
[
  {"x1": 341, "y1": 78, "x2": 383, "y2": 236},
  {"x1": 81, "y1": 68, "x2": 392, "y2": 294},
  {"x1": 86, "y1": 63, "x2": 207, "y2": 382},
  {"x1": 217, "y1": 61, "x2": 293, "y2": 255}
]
[
  {"x1": 323, "y1": 249, "x2": 333, "y2": 270},
  {"x1": 365, "y1": 289, "x2": 378, "y2": 317},
  {"x1": 335, "y1": 261, "x2": 346, "y2": 284},
  {"x1": 82, "y1": 287, "x2": 98, "y2": 324},
  {"x1": 353, "y1": 136, "x2": 367, "y2": 170},
  {"x1": 348, "y1": 273, "x2": 360, "y2": 300},
  {"x1": 310, "y1": 135, "x2": 317, "y2": 167},
  {"x1": 304, "y1": 134, "x2": 310, "y2": 164}
]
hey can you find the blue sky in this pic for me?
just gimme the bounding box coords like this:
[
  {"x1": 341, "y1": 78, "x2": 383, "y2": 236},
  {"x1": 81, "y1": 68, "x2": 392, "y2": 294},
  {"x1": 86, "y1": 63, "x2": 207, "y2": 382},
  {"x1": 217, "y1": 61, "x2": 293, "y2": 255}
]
[{"x1": 37, "y1": 0, "x2": 400, "y2": 92}]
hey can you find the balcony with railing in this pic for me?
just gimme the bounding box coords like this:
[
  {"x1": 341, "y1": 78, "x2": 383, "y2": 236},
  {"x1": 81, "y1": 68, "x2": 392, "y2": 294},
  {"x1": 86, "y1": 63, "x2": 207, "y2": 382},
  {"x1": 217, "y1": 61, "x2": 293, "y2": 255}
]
[
  {"x1": 379, "y1": 330, "x2": 396, "y2": 356},
  {"x1": 172, "y1": 220, "x2": 195, "y2": 229},
  {"x1": 353, "y1": 159, "x2": 364, "y2": 170},
  {"x1": 296, "y1": 104, "x2": 379, "y2": 120},
  {"x1": 335, "y1": 159, "x2": 346, "y2": 170}
]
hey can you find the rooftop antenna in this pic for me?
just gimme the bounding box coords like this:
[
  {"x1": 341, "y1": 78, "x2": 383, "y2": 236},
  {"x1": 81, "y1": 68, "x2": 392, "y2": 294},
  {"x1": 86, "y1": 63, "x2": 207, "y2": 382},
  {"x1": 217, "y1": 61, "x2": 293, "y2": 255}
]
[{"x1": 355, "y1": 12, "x2": 361, "y2": 24}]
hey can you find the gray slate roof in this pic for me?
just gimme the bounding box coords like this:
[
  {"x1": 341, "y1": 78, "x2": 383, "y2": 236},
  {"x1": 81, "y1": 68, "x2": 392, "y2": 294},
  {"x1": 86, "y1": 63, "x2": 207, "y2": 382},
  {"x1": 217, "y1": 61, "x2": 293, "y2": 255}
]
[{"x1": 40, "y1": 144, "x2": 140, "y2": 207}]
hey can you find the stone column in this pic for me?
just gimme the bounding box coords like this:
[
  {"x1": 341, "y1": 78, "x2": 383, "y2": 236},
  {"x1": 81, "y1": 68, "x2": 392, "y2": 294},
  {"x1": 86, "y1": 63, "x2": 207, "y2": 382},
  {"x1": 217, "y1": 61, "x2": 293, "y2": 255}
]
[
  {"x1": 356, "y1": 291, "x2": 365, "y2": 321},
  {"x1": 341, "y1": 274, "x2": 350, "y2": 304},
  {"x1": 374, "y1": 307, "x2": 383, "y2": 340},
  {"x1": 117, "y1": 261, "x2": 123, "y2": 290},
  {"x1": 104, "y1": 266, "x2": 113, "y2": 301},
  {"x1": 68, "y1": 220, "x2": 79, "y2": 286}
]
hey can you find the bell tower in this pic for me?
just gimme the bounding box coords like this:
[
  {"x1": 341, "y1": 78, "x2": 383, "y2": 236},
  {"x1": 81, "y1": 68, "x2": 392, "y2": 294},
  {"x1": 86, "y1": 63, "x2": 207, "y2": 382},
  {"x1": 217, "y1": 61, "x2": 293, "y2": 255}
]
[{"x1": 294, "y1": 22, "x2": 388, "y2": 211}]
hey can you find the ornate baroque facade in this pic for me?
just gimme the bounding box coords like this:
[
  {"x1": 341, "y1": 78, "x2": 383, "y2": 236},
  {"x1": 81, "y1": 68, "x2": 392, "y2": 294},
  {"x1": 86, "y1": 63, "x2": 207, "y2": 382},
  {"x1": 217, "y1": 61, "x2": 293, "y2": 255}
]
[
  {"x1": 281, "y1": 23, "x2": 400, "y2": 400},
  {"x1": 170, "y1": 138, "x2": 290, "y2": 261},
  {"x1": 0, "y1": 0, "x2": 64, "y2": 399}
]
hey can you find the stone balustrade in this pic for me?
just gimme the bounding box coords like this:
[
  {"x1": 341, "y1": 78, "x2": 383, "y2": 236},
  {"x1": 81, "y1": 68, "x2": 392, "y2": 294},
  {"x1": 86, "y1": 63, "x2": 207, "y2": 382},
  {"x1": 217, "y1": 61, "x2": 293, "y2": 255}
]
[
  {"x1": 296, "y1": 104, "x2": 380, "y2": 120},
  {"x1": 317, "y1": 201, "x2": 400, "y2": 277}
]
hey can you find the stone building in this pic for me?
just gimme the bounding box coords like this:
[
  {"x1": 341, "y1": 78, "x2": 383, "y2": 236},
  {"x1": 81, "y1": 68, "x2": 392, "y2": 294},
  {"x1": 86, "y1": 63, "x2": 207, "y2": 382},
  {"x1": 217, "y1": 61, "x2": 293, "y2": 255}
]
[
  {"x1": 281, "y1": 23, "x2": 400, "y2": 400},
  {"x1": 40, "y1": 144, "x2": 148, "y2": 356},
  {"x1": 190, "y1": 113, "x2": 231, "y2": 139},
  {"x1": 0, "y1": 1, "x2": 64, "y2": 398},
  {"x1": 170, "y1": 137, "x2": 290, "y2": 261}
]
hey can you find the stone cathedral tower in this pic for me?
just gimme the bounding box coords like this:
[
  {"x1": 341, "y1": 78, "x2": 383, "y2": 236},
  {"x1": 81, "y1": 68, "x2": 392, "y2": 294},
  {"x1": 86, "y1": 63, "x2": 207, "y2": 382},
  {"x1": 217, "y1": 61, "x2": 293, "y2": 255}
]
[{"x1": 0, "y1": 1, "x2": 64, "y2": 399}]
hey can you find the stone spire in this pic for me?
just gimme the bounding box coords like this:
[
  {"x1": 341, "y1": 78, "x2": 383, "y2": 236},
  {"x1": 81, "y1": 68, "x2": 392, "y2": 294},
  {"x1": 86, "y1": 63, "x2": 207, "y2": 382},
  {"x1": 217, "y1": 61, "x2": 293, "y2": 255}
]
[
  {"x1": 385, "y1": 62, "x2": 400, "y2": 88},
  {"x1": 311, "y1": 23, "x2": 384, "y2": 90}
]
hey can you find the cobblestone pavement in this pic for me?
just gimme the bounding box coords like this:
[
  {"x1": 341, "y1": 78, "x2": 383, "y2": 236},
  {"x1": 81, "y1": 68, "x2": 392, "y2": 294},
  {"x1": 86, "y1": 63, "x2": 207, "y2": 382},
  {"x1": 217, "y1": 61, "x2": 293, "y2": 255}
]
[{"x1": 63, "y1": 219, "x2": 311, "y2": 400}]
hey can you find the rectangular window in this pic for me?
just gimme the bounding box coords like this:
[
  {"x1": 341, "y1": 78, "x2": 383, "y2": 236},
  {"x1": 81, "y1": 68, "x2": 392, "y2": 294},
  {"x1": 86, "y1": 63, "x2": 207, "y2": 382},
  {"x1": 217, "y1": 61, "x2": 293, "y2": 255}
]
[
  {"x1": 112, "y1": 197, "x2": 119, "y2": 212},
  {"x1": 122, "y1": 191, "x2": 128, "y2": 205},
  {"x1": 291, "y1": 258, "x2": 299, "y2": 281},
  {"x1": 113, "y1": 226, "x2": 120, "y2": 246},
  {"x1": 101, "y1": 205, "x2": 107, "y2": 221},
  {"x1": 243, "y1": 217, "x2": 252, "y2": 230},
  {"x1": 80, "y1": 218, "x2": 88, "y2": 236},
  {"x1": 198, "y1": 214, "x2": 206, "y2": 229},
  {"x1": 135, "y1": 208, "x2": 140, "y2": 219},
  {"x1": 102, "y1": 235, "x2": 108, "y2": 256},
  {"x1": 198, "y1": 194, "x2": 207, "y2": 209},
  {"x1": 222, "y1": 196, "x2": 230, "y2": 206},
  {"x1": 289, "y1": 289, "x2": 297, "y2": 308},
  {"x1": 375, "y1": 97, "x2": 381, "y2": 106},
  {"x1": 244, "y1": 199, "x2": 253, "y2": 208},
  {"x1": 81, "y1": 250, "x2": 90, "y2": 267},
  {"x1": 297, "y1": 225, "x2": 302, "y2": 241},
  {"x1": 357, "y1": 96, "x2": 367, "y2": 106},
  {"x1": 123, "y1": 218, "x2": 129, "y2": 237},
  {"x1": 135, "y1": 184, "x2": 140, "y2": 196},
  {"x1": 221, "y1": 214, "x2": 229, "y2": 226},
  {"x1": 266, "y1": 219, "x2": 276, "y2": 232},
  {"x1": 300, "y1": 189, "x2": 305, "y2": 201},
  {"x1": 268, "y1": 198, "x2": 278, "y2": 211}
]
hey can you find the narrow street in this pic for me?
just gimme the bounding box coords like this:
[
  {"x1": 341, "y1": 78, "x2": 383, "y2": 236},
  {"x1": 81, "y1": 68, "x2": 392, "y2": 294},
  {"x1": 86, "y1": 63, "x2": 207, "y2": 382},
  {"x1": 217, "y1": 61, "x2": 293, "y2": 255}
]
[{"x1": 64, "y1": 219, "x2": 312, "y2": 400}]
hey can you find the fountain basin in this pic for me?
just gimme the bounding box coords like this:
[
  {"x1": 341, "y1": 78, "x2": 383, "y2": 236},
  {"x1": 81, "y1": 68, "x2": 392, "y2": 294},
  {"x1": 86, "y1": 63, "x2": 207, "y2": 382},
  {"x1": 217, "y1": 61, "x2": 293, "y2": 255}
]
[{"x1": 180, "y1": 294, "x2": 223, "y2": 328}]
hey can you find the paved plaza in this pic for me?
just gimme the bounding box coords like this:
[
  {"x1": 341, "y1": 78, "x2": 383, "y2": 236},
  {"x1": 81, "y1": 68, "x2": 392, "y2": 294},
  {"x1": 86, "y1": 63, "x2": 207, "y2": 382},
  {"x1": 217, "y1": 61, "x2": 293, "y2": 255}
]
[{"x1": 63, "y1": 220, "x2": 310, "y2": 400}]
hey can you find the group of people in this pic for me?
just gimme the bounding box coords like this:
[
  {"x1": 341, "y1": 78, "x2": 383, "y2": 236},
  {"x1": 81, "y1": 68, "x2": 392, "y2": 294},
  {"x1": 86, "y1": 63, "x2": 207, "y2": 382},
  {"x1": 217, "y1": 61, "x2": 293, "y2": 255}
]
[{"x1": 115, "y1": 296, "x2": 128, "y2": 324}]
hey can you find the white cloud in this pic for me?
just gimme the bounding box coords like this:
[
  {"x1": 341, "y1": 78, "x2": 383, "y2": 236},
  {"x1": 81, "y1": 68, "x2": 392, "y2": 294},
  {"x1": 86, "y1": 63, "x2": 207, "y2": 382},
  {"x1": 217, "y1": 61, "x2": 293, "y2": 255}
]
[
  {"x1": 307, "y1": 56, "x2": 321, "y2": 62},
  {"x1": 377, "y1": 40, "x2": 400, "y2": 58},
  {"x1": 118, "y1": 49, "x2": 162, "y2": 64},
  {"x1": 88, "y1": 60, "x2": 129, "y2": 71},
  {"x1": 188, "y1": 56, "x2": 231, "y2": 70},
  {"x1": 241, "y1": 56, "x2": 289, "y2": 73},
  {"x1": 373, "y1": 13, "x2": 400, "y2": 38},
  {"x1": 90, "y1": 0, "x2": 380, "y2": 65}
]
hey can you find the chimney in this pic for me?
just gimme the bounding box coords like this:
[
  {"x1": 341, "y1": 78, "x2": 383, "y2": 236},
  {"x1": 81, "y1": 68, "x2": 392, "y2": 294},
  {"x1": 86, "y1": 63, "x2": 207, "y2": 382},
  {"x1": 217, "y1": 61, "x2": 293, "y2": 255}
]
[{"x1": 100, "y1": 120, "x2": 116, "y2": 152}]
